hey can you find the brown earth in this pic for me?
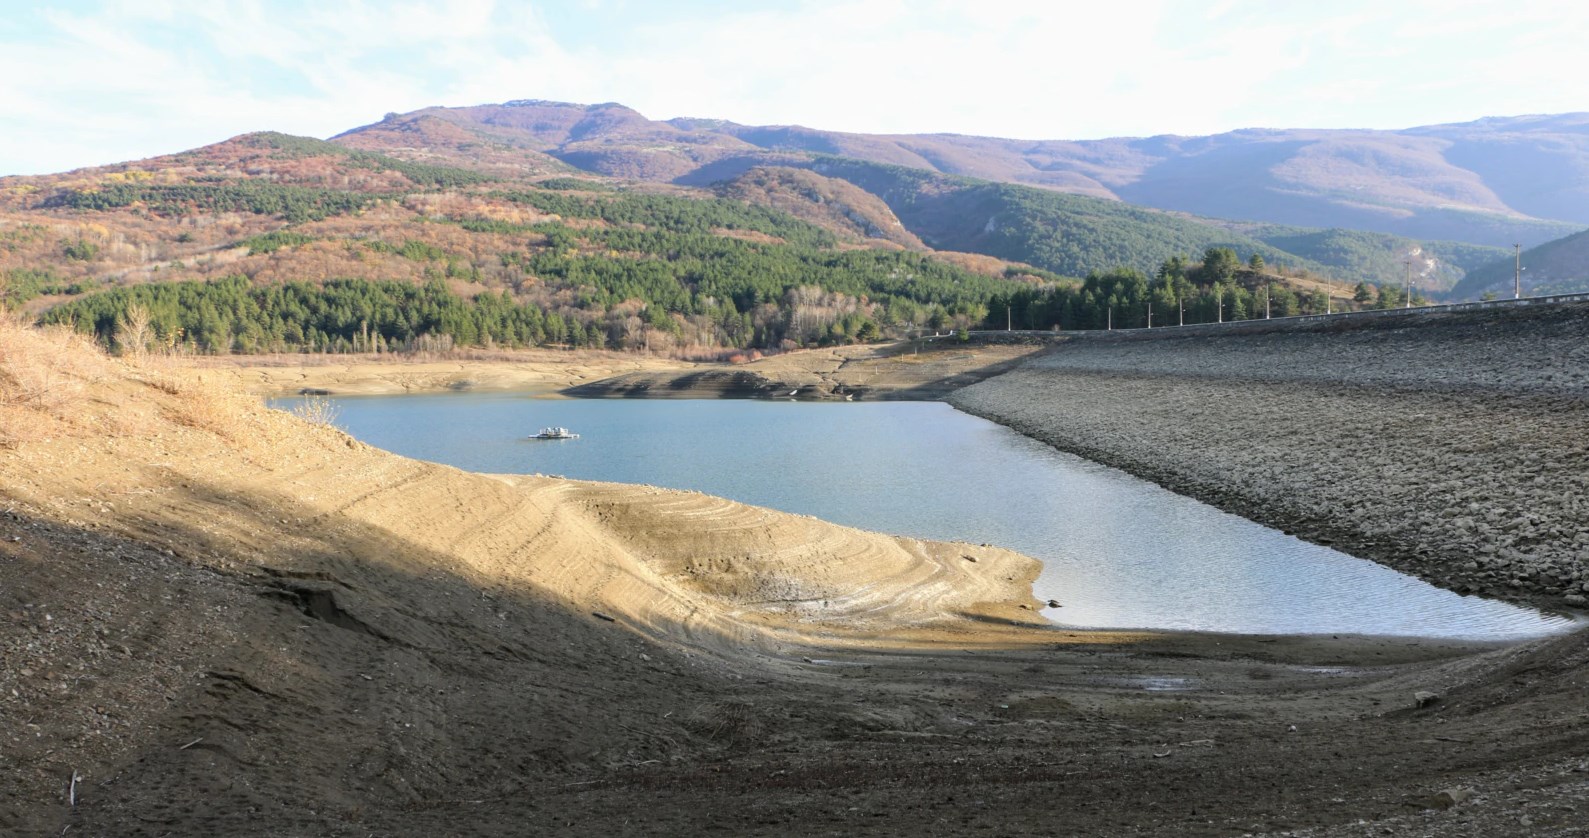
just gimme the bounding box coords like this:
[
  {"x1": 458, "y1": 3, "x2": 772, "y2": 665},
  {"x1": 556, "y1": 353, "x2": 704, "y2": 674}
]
[
  {"x1": 189, "y1": 349, "x2": 698, "y2": 397},
  {"x1": 193, "y1": 341, "x2": 1046, "y2": 401},
  {"x1": 564, "y1": 339, "x2": 1047, "y2": 400},
  {"x1": 4, "y1": 321, "x2": 1589, "y2": 836}
]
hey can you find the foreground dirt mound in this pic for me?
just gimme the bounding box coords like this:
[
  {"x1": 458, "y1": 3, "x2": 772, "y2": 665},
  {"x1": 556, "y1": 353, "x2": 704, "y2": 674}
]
[{"x1": 0, "y1": 323, "x2": 1038, "y2": 834}]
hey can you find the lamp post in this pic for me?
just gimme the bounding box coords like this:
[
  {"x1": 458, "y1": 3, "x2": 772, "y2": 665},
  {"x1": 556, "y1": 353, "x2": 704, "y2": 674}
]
[
  {"x1": 1514, "y1": 244, "x2": 1523, "y2": 299},
  {"x1": 1402, "y1": 256, "x2": 1415, "y2": 309}
]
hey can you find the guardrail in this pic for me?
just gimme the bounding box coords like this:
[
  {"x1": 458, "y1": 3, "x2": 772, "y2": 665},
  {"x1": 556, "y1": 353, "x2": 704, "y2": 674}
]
[{"x1": 967, "y1": 291, "x2": 1589, "y2": 338}]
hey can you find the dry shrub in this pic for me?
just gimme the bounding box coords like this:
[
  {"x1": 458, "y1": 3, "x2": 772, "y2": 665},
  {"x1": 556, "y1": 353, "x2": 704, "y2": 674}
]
[
  {"x1": 289, "y1": 395, "x2": 341, "y2": 428},
  {"x1": 682, "y1": 701, "x2": 764, "y2": 745},
  {"x1": 0, "y1": 314, "x2": 103, "y2": 447},
  {"x1": 161, "y1": 372, "x2": 253, "y2": 438},
  {"x1": 0, "y1": 313, "x2": 257, "y2": 446}
]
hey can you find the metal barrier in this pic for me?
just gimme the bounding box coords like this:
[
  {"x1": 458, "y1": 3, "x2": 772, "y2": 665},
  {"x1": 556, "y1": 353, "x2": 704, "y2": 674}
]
[{"x1": 969, "y1": 292, "x2": 1589, "y2": 338}]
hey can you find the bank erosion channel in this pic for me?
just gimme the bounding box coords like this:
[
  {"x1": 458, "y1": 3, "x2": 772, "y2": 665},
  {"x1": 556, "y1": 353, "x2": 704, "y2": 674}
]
[{"x1": 276, "y1": 393, "x2": 1570, "y2": 639}]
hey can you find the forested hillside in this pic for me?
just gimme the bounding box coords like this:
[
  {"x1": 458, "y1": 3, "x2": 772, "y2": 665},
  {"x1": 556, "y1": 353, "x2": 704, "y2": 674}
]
[
  {"x1": 1236, "y1": 226, "x2": 1509, "y2": 293},
  {"x1": 1451, "y1": 228, "x2": 1589, "y2": 299},
  {"x1": 3, "y1": 140, "x2": 1029, "y2": 355},
  {"x1": 10, "y1": 99, "x2": 1581, "y2": 357},
  {"x1": 990, "y1": 246, "x2": 1430, "y2": 333}
]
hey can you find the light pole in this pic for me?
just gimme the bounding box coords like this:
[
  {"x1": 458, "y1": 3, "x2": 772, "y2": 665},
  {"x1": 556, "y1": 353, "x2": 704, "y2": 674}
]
[
  {"x1": 1514, "y1": 244, "x2": 1523, "y2": 299},
  {"x1": 1402, "y1": 256, "x2": 1415, "y2": 309}
]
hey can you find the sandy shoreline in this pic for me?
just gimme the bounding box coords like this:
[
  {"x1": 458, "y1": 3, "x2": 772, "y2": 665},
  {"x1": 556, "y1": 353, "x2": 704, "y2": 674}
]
[
  {"x1": 185, "y1": 349, "x2": 698, "y2": 396},
  {"x1": 190, "y1": 340, "x2": 1049, "y2": 400}
]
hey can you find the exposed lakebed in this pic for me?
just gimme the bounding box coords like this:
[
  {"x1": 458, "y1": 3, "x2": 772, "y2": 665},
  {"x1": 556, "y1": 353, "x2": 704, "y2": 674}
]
[{"x1": 276, "y1": 392, "x2": 1577, "y2": 639}]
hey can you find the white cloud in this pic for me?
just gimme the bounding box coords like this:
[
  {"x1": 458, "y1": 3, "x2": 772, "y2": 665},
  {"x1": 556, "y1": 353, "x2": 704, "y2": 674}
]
[{"x1": 2, "y1": 0, "x2": 1586, "y2": 175}]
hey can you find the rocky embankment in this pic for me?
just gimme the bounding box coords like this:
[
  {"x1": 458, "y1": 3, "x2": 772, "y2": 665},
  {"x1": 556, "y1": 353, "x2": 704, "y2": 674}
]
[{"x1": 952, "y1": 303, "x2": 1589, "y2": 609}]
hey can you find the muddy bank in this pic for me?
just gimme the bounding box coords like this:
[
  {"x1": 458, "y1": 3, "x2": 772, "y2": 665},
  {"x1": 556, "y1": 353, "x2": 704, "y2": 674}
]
[
  {"x1": 564, "y1": 368, "x2": 798, "y2": 399},
  {"x1": 952, "y1": 302, "x2": 1589, "y2": 610},
  {"x1": 186, "y1": 340, "x2": 1043, "y2": 401},
  {"x1": 567, "y1": 341, "x2": 1045, "y2": 400},
  {"x1": 188, "y1": 350, "x2": 696, "y2": 396}
]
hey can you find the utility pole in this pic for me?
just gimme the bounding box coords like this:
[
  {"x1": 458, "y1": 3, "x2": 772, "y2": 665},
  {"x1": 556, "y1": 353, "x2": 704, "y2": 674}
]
[
  {"x1": 1403, "y1": 256, "x2": 1415, "y2": 309},
  {"x1": 1179, "y1": 297, "x2": 1184, "y2": 326},
  {"x1": 1006, "y1": 305, "x2": 1012, "y2": 331},
  {"x1": 1147, "y1": 301, "x2": 1153, "y2": 329},
  {"x1": 1514, "y1": 244, "x2": 1522, "y2": 299},
  {"x1": 1265, "y1": 281, "x2": 1271, "y2": 319},
  {"x1": 1217, "y1": 290, "x2": 1223, "y2": 323},
  {"x1": 1107, "y1": 305, "x2": 1113, "y2": 331}
]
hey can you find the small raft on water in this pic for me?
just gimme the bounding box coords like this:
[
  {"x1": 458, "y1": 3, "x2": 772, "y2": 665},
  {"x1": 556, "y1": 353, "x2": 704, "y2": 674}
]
[{"x1": 531, "y1": 426, "x2": 579, "y2": 440}]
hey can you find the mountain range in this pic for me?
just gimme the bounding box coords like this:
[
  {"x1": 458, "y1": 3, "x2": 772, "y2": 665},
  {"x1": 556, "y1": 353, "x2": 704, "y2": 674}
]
[
  {"x1": 338, "y1": 101, "x2": 1589, "y2": 249},
  {"x1": 3, "y1": 97, "x2": 1587, "y2": 332}
]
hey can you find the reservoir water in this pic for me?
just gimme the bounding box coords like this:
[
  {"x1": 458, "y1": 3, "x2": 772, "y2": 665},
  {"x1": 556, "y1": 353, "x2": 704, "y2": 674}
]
[{"x1": 276, "y1": 392, "x2": 1576, "y2": 639}]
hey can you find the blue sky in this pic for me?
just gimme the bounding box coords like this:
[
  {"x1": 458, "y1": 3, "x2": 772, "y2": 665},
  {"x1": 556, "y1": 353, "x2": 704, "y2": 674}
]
[{"x1": 2, "y1": 0, "x2": 1585, "y2": 176}]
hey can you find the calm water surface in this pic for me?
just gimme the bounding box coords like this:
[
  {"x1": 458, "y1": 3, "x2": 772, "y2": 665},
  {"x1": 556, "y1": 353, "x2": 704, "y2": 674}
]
[{"x1": 278, "y1": 393, "x2": 1576, "y2": 639}]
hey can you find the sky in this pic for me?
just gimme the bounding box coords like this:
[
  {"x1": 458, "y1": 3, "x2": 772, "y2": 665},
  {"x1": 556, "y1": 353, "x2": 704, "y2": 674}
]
[{"x1": 2, "y1": 0, "x2": 1586, "y2": 176}]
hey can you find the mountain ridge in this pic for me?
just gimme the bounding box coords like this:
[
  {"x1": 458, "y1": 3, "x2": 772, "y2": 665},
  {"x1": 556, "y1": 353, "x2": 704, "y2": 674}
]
[{"x1": 333, "y1": 99, "x2": 1589, "y2": 248}]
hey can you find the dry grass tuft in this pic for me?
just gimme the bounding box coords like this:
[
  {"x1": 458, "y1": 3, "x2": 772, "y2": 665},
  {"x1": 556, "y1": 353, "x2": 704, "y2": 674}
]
[
  {"x1": 0, "y1": 314, "x2": 261, "y2": 447},
  {"x1": 288, "y1": 395, "x2": 341, "y2": 428},
  {"x1": 0, "y1": 314, "x2": 106, "y2": 447},
  {"x1": 682, "y1": 701, "x2": 764, "y2": 745},
  {"x1": 159, "y1": 372, "x2": 254, "y2": 439}
]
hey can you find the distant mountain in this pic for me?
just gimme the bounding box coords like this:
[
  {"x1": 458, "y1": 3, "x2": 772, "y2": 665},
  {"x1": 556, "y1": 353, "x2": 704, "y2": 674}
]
[
  {"x1": 336, "y1": 102, "x2": 1589, "y2": 248},
  {"x1": 331, "y1": 114, "x2": 572, "y2": 177},
  {"x1": 713, "y1": 166, "x2": 924, "y2": 250},
  {"x1": 1451, "y1": 229, "x2": 1589, "y2": 299},
  {"x1": 793, "y1": 157, "x2": 1304, "y2": 279},
  {"x1": 725, "y1": 157, "x2": 1489, "y2": 292}
]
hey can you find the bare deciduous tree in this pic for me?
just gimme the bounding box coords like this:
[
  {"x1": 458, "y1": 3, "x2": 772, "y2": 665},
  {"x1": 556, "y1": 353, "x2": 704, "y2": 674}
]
[{"x1": 115, "y1": 303, "x2": 152, "y2": 358}]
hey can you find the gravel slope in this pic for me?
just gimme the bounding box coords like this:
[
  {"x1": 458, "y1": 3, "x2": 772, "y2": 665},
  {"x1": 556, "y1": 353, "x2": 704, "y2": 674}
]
[{"x1": 951, "y1": 302, "x2": 1589, "y2": 609}]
